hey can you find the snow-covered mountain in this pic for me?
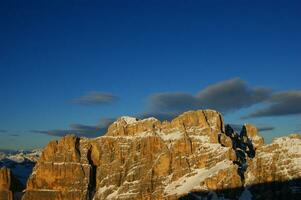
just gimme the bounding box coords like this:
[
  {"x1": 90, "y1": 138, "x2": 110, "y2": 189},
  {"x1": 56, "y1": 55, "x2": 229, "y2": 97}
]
[{"x1": 0, "y1": 149, "x2": 41, "y2": 185}]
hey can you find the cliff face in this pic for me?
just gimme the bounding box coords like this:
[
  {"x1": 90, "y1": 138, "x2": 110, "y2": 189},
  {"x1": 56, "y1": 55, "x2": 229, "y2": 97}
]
[
  {"x1": 246, "y1": 134, "x2": 301, "y2": 185},
  {"x1": 91, "y1": 110, "x2": 241, "y2": 200},
  {"x1": 22, "y1": 135, "x2": 93, "y2": 200},
  {"x1": 245, "y1": 134, "x2": 301, "y2": 199},
  {"x1": 0, "y1": 167, "x2": 13, "y2": 200},
  {"x1": 21, "y1": 110, "x2": 301, "y2": 200}
]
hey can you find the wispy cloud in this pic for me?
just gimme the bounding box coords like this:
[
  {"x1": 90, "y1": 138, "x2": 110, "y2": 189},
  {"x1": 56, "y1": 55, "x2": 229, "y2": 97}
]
[
  {"x1": 31, "y1": 129, "x2": 71, "y2": 137},
  {"x1": 31, "y1": 128, "x2": 101, "y2": 137},
  {"x1": 197, "y1": 78, "x2": 272, "y2": 112},
  {"x1": 71, "y1": 91, "x2": 118, "y2": 106},
  {"x1": 30, "y1": 78, "x2": 300, "y2": 139},
  {"x1": 30, "y1": 118, "x2": 115, "y2": 137},
  {"x1": 257, "y1": 126, "x2": 275, "y2": 132},
  {"x1": 243, "y1": 91, "x2": 301, "y2": 118},
  {"x1": 146, "y1": 78, "x2": 272, "y2": 118},
  {"x1": 9, "y1": 134, "x2": 20, "y2": 137}
]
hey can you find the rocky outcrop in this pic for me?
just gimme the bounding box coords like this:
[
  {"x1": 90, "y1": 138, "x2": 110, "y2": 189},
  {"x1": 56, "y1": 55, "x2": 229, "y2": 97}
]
[
  {"x1": 22, "y1": 109, "x2": 301, "y2": 200},
  {"x1": 245, "y1": 134, "x2": 301, "y2": 199},
  {"x1": 22, "y1": 135, "x2": 94, "y2": 200},
  {"x1": 0, "y1": 167, "x2": 13, "y2": 200},
  {"x1": 241, "y1": 124, "x2": 264, "y2": 150},
  {"x1": 223, "y1": 124, "x2": 265, "y2": 180}
]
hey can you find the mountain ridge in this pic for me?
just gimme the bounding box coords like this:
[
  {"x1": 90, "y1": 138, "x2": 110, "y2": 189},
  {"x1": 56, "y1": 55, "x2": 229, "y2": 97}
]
[{"x1": 1, "y1": 109, "x2": 300, "y2": 200}]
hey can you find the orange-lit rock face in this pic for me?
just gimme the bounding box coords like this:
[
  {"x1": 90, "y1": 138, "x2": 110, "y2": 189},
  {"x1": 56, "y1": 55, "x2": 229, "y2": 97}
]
[
  {"x1": 0, "y1": 168, "x2": 11, "y2": 191},
  {"x1": 22, "y1": 110, "x2": 301, "y2": 200},
  {"x1": 245, "y1": 134, "x2": 301, "y2": 185},
  {"x1": 243, "y1": 134, "x2": 301, "y2": 199},
  {"x1": 242, "y1": 124, "x2": 264, "y2": 149},
  {"x1": 0, "y1": 168, "x2": 12, "y2": 200},
  {"x1": 22, "y1": 135, "x2": 93, "y2": 200}
]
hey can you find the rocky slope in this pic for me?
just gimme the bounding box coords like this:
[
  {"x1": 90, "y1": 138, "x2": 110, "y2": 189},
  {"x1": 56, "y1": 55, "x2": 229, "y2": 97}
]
[{"x1": 18, "y1": 110, "x2": 301, "y2": 200}]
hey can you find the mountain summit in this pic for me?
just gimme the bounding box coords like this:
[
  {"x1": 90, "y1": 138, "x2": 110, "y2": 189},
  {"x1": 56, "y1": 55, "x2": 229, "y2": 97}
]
[{"x1": 1, "y1": 110, "x2": 300, "y2": 200}]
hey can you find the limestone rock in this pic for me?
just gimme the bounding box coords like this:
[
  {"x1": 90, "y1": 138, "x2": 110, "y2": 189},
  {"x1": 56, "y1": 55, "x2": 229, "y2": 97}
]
[
  {"x1": 0, "y1": 167, "x2": 12, "y2": 200},
  {"x1": 21, "y1": 110, "x2": 301, "y2": 200},
  {"x1": 22, "y1": 135, "x2": 94, "y2": 200},
  {"x1": 241, "y1": 124, "x2": 264, "y2": 149},
  {"x1": 245, "y1": 134, "x2": 301, "y2": 191}
]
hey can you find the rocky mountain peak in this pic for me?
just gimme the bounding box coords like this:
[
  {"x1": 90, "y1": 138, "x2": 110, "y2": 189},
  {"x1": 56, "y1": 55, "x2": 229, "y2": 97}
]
[
  {"x1": 241, "y1": 124, "x2": 264, "y2": 149},
  {"x1": 118, "y1": 116, "x2": 139, "y2": 124},
  {"x1": 106, "y1": 110, "x2": 225, "y2": 145},
  {"x1": 106, "y1": 115, "x2": 160, "y2": 137},
  {"x1": 170, "y1": 109, "x2": 224, "y2": 131},
  {"x1": 40, "y1": 134, "x2": 81, "y2": 163}
]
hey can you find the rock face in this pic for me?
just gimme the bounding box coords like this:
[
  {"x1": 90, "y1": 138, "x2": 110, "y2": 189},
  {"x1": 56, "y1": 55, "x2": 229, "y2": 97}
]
[
  {"x1": 245, "y1": 134, "x2": 301, "y2": 199},
  {"x1": 22, "y1": 135, "x2": 94, "y2": 200},
  {"x1": 0, "y1": 167, "x2": 13, "y2": 200},
  {"x1": 22, "y1": 109, "x2": 301, "y2": 200}
]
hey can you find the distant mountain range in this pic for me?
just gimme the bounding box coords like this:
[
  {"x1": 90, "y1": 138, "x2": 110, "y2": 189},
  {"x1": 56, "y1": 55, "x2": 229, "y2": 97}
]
[{"x1": 0, "y1": 149, "x2": 41, "y2": 185}]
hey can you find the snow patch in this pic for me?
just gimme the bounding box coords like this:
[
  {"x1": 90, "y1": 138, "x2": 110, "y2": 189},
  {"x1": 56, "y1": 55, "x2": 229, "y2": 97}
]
[
  {"x1": 106, "y1": 190, "x2": 119, "y2": 199},
  {"x1": 96, "y1": 185, "x2": 115, "y2": 195},
  {"x1": 158, "y1": 131, "x2": 183, "y2": 141},
  {"x1": 116, "y1": 116, "x2": 158, "y2": 126},
  {"x1": 164, "y1": 160, "x2": 232, "y2": 196},
  {"x1": 119, "y1": 116, "x2": 138, "y2": 124},
  {"x1": 189, "y1": 135, "x2": 211, "y2": 143}
]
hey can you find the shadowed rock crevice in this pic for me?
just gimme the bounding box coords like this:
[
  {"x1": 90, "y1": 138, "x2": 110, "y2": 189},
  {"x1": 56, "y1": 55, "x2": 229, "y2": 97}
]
[
  {"x1": 224, "y1": 124, "x2": 259, "y2": 182},
  {"x1": 87, "y1": 147, "x2": 97, "y2": 200},
  {"x1": 75, "y1": 137, "x2": 81, "y2": 159},
  {"x1": 22, "y1": 135, "x2": 94, "y2": 200}
]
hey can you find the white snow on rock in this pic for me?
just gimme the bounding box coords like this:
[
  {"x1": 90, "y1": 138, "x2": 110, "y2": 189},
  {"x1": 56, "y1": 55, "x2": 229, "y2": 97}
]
[
  {"x1": 114, "y1": 116, "x2": 159, "y2": 126},
  {"x1": 93, "y1": 185, "x2": 115, "y2": 199},
  {"x1": 119, "y1": 116, "x2": 139, "y2": 124},
  {"x1": 273, "y1": 135, "x2": 301, "y2": 154},
  {"x1": 140, "y1": 117, "x2": 158, "y2": 122},
  {"x1": 262, "y1": 135, "x2": 301, "y2": 168},
  {"x1": 164, "y1": 160, "x2": 232, "y2": 196},
  {"x1": 158, "y1": 131, "x2": 183, "y2": 141}
]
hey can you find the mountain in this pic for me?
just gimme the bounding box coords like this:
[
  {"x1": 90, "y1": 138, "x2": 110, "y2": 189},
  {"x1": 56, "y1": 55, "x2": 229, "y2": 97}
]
[{"x1": 1, "y1": 110, "x2": 300, "y2": 200}]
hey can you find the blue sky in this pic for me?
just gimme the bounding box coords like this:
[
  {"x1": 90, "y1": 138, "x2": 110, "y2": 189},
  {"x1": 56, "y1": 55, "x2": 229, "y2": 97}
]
[{"x1": 0, "y1": 0, "x2": 301, "y2": 150}]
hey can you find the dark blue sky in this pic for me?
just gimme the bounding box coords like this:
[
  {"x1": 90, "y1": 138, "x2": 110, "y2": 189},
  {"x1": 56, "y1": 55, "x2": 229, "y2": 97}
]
[{"x1": 1, "y1": 0, "x2": 301, "y2": 150}]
